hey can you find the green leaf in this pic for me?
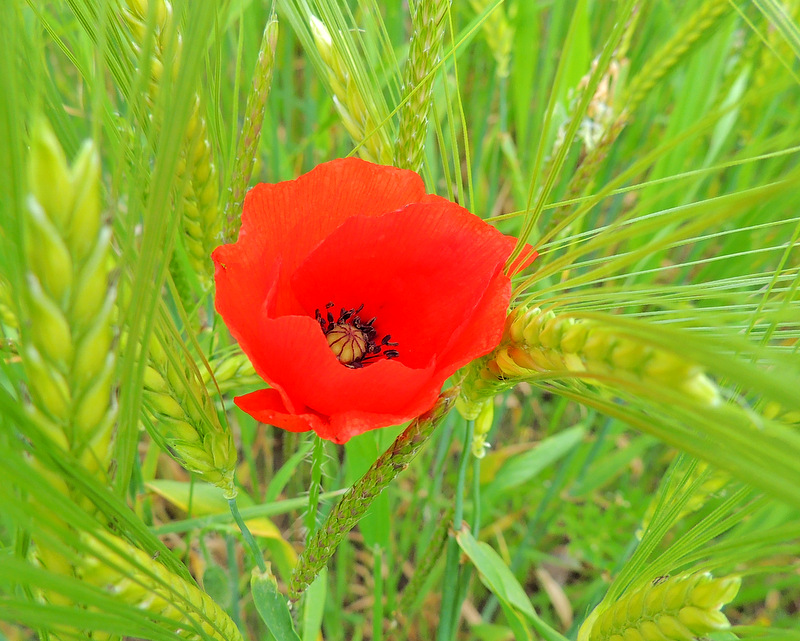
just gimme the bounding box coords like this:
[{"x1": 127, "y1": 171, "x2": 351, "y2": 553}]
[
  {"x1": 484, "y1": 423, "x2": 586, "y2": 498},
  {"x1": 302, "y1": 568, "x2": 327, "y2": 641},
  {"x1": 251, "y1": 566, "x2": 302, "y2": 641},
  {"x1": 345, "y1": 425, "x2": 401, "y2": 547},
  {"x1": 202, "y1": 565, "x2": 233, "y2": 609},
  {"x1": 455, "y1": 527, "x2": 568, "y2": 641},
  {"x1": 570, "y1": 435, "x2": 659, "y2": 497},
  {"x1": 265, "y1": 438, "x2": 315, "y2": 502}
]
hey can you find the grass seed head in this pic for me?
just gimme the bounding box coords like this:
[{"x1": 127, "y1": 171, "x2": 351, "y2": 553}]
[
  {"x1": 79, "y1": 530, "x2": 244, "y2": 641},
  {"x1": 586, "y1": 572, "x2": 740, "y2": 641},
  {"x1": 460, "y1": 306, "x2": 722, "y2": 411},
  {"x1": 28, "y1": 117, "x2": 74, "y2": 229},
  {"x1": 143, "y1": 333, "x2": 237, "y2": 496}
]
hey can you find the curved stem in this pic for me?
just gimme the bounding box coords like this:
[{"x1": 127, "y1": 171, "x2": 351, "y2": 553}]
[{"x1": 229, "y1": 497, "x2": 266, "y2": 573}]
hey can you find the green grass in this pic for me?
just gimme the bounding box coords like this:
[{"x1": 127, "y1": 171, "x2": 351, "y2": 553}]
[{"x1": 2, "y1": 0, "x2": 800, "y2": 640}]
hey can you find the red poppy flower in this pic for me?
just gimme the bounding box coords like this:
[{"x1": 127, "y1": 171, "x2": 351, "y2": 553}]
[{"x1": 212, "y1": 158, "x2": 536, "y2": 444}]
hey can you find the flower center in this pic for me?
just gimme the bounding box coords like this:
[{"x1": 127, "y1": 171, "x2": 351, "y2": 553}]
[{"x1": 315, "y1": 302, "x2": 399, "y2": 368}]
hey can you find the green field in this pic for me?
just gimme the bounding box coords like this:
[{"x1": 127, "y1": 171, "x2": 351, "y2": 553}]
[{"x1": 1, "y1": 1, "x2": 799, "y2": 640}]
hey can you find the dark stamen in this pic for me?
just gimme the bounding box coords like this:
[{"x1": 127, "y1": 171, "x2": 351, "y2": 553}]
[{"x1": 314, "y1": 301, "x2": 399, "y2": 368}]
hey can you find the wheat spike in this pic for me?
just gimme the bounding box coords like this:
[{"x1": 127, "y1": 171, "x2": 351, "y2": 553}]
[
  {"x1": 80, "y1": 530, "x2": 244, "y2": 641},
  {"x1": 223, "y1": 15, "x2": 279, "y2": 243},
  {"x1": 201, "y1": 349, "x2": 259, "y2": 395},
  {"x1": 586, "y1": 572, "x2": 740, "y2": 641},
  {"x1": 18, "y1": 118, "x2": 119, "y2": 633},
  {"x1": 22, "y1": 117, "x2": 117, "y2": 486},
  {"x1": 123, "y1": 0, "x2": 220, "y2": 288},
  {"x1": 395, "y1": 0, "x2": 450, "y2": 172},
  {"x1": 470, "y1": 0, "x2": 512, "y2": 79},
  {"x1": 311, "y1": 14, "x2": 393, "y2": 164},
  {"x1": 624, "y1": 0, "x2": 731, "y2": 114},
  {"x1": 0, "y1": 277, "x2": 17, "y2": 329},
  {"x1": 143, "y1": 331, "x2": 237, "y2": 497},
  {"x1": 459, "y1": 306, "x2": 720, "y2": 418}
]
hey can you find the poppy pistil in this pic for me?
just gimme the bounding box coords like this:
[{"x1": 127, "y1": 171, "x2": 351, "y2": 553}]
[{"x1": 315, "y1": 302, "x2": 399, "y2": 368}]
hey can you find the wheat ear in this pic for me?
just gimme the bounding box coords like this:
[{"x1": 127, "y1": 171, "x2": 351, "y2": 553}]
[
  {"x1": 585, "y1": 572, "x2": 740, "y2": 641},
  {"x1": 223, "y1": 15, "x2": 279, "y2": 243},
  {"x1": 123, "y1": 0, "x2": 220, "y2": 288},
  {"x1": 459, "y1": 306, "x2": 720, "y2": 418},
  {"x1": 395, "y1": 0, "x2": 450, "y2": 172},
  {"x1": 310, "y1": 14, "x2": 394, "y2": 164},
  {"x1": 79, "y1": 530, "x2": 245, "y2": 641},
  {"x1": 23, "y1": 117, "x2": 117, "y2": 493},
  {"x1": 18, "y1": 117, "x2": 118, "y2": 627},
  {"x1": 143, "y1": 329, "x2": 238, "y2": 498}
]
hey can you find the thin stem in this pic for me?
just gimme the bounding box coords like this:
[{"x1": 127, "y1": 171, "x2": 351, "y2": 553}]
[
  {"x1": 472, "y1": 454, "x2": 481, "y2": 537},
  {"x1": 436, "y1": 418, "x2": 474, "y2": 641},
  {"x1": 454, "y1": 421, "x2": 473, "y2": 534},
  {"x1": 373, "y1": 545, "x2": 384, "y2": 641},
  {"x1": 226, "y1": 534, "x2": 243, "y2": 631},
  {"x1": 229, "y1": 497, "x2": 266, "y2": 573}
]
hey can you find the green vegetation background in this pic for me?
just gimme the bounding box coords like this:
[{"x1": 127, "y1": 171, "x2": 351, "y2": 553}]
[{"x1": 1, "y1": 1, "x2": 799, "y2": 640}]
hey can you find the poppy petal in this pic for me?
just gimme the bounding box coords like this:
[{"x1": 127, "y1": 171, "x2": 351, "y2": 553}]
[
  {"x1": 234, "y1": 158, "x2": 426, "y2": 315},
  {"x1": 212, "y1": 252, "x2": 282, "y2": 375},
  {"x1": 507, "y1": 244, "x2": 539, "y2": 276},
  {"x1": 421, "y1": 195, "x2": 539, "y2": 276},
  {"x1": 436, "y1": 269, "x2": 512, "y2": 374},
  {"x1": 214, "y1": 158, "x2": 538, "y2": 443},
  {"x1": 291, "y1": 200, "x2": 516, "y2": 370},
  {"x1": 247, "y1": 314, "x2": 437, "y2": 420},
  {"x1": 234, "y1": 389, "x2": 321, "y2": 433}
]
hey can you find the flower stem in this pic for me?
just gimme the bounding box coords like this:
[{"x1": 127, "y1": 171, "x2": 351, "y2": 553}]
[
  {"x1": 373, "y1": 545, "x2": 384, "y2": 641},
  {"x1": 436, "y1": 418, "x2": 474, "y2": 641},
  {"x1": 229, "y1": 497, "x2": 266, "y2": 573},
  {"x1": 226, "y1": 534, "x2": 243, "y2": 631},
  {"x1": 288, "y1": 388, "x2": 458, "y2": 601},
  {"x1": 472, "y1": 454, "x2": 481, "y2": 535}
]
